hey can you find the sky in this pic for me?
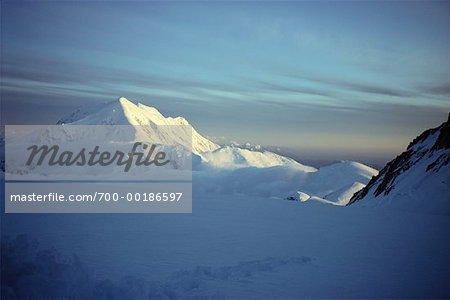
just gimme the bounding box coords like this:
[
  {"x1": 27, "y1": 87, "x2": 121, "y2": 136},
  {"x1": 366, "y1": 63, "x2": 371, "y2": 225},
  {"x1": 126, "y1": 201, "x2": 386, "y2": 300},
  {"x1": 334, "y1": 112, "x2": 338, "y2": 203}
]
[{"x1": 1, "y1": 1, "x2": 450, "y2": 164}]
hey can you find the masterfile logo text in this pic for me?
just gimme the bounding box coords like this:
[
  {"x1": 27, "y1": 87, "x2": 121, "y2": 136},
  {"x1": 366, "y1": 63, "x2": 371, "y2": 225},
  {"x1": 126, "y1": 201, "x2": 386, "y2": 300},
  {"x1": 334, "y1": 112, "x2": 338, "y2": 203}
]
[{"x1": 4, "y1": 125, "x2": 193, "y2": 213}]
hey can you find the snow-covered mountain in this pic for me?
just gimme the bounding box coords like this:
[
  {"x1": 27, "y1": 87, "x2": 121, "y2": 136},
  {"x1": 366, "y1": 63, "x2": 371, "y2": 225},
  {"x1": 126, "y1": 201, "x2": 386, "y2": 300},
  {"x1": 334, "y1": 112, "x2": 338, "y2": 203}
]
[
  {"x1": 347, "y1": 113, "x2": 450, "y2": 215},
  {"x1": 58, "y1": 97, "x2": 219, "y2": 154}
]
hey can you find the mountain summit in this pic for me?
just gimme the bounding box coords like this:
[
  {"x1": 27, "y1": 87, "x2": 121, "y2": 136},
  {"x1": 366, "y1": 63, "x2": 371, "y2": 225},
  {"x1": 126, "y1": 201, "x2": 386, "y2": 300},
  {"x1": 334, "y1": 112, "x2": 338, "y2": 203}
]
[
  {"x1": 57, "y1": 97, "x2": 219, "y2": 154},
  {"x1": 347, "y1": 113, "x2": 450, "y2": 215}
]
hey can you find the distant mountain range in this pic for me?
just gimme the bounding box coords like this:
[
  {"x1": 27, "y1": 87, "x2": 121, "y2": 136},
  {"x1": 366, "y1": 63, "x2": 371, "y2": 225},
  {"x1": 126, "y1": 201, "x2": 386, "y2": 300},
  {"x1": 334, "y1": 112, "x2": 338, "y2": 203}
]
[
  {"x1": 52, "y1": 96, "x2": 377, "y2": 204},
  {"x1": 4, "y1": 96, "x2": 448, "y2": 212},
  {"x1": 56, "y1": 97, "x2": 316, "y2": 170}
]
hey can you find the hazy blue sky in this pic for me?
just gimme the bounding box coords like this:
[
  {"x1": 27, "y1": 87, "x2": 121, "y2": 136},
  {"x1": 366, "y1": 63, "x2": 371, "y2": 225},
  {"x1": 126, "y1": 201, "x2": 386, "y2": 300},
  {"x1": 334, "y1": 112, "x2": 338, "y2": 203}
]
[{"x1": 2, "y1": 1, "x2": 450, "y2": 162}]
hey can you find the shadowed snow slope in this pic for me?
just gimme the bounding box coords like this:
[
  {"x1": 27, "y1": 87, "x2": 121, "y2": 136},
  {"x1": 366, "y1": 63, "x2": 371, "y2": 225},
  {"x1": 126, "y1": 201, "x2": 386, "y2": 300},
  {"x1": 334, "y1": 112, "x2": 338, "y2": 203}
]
[
  {"x1": 348, "y1": 113, "x2": 450, "y2": 215},
  {"x1": 3, "y1": 194, "x2": 449, "y2": 298}
]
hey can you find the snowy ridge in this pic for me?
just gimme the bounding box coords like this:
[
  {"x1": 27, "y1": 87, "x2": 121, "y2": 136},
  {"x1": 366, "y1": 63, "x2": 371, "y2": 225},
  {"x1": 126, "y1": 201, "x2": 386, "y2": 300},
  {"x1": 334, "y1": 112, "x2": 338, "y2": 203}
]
[
  {"x1": 348, "y1": 113, "x2": 450, "y2": 215},
  {"x1": 291, "y1": 161, "x2": 378, "y2": 205},
  {"x1": 200, "y1": 146, "x2": 317, "y2": 171}
]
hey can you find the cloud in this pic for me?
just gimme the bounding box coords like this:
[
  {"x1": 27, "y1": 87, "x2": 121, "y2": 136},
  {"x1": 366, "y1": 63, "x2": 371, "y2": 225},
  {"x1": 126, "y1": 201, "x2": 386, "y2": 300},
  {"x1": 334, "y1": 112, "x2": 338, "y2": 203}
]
[
  {"x1": 420, "y1": 82, "x2": 450, "y2": 97},
  {"x1": 336, "y1": 81, "x2": 414, "y2": 97},
  {"x1": 2, "y1": 54, "x2": 244, "y2": 99},
  {"x1": 278, "y1": 69, "x2": 415, "y2": 98},
  {"x1": 256, "y1": 81, "x2": 331, "y2": 98},
  {"x1": 261, "y1": 62, "x2": 450, "y2": 104}
]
